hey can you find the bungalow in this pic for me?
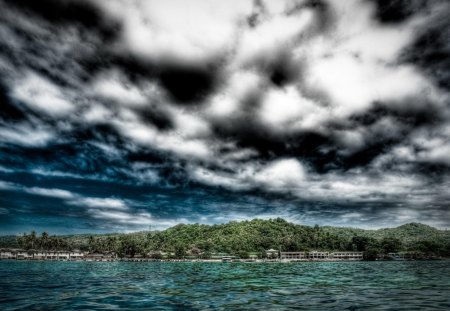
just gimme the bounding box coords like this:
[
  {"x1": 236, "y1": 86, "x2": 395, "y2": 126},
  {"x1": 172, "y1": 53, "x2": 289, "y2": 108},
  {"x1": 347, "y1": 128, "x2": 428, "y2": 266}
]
[{"x1": 266, "y1": 249, "x2": 279, "y2": 258}]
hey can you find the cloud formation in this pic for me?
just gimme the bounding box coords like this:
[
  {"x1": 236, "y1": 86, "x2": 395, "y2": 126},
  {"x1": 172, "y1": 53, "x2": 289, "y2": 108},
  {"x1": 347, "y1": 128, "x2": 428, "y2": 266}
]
[{"x1": 0, "y1": 0, "x2": 449, "y2": 233}]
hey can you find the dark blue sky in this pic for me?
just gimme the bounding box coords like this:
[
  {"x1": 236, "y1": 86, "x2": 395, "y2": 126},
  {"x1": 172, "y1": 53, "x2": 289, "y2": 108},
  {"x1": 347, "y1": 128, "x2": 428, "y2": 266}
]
[{"x1": 0, "y1": 0, "x2": 449, "y2": 234}]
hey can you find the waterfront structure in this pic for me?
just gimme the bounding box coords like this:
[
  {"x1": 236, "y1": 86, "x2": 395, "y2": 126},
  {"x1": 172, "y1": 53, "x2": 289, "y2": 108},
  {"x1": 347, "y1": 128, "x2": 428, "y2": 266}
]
[
  {"x1": 85, "y1": 253, "x2": 104, "y2": 261},
  {"x1": 330, "y1": 252, "x2": 363, "y2": 260},
  {"x1": 266, "y1": 249, "x2": 279, "y2": 258},
  {"x1": 280, "y1": 251, "x2": 364, "y2": 261},
  {"x1": 33, "y1": 251, "x2": 46, "y2": 260},
  {"x1": 221, "y1": 256, "x2": 233, "y2": 262},
  {"x1": 69, "y1": 251, "x2": 84, "y2": 260},
  {"x1": 85, "y1": 252, "x2": 116, "y2": 261},
  {"x1": 0, "y1": 250, "x2": 16, "y2": 259},
  {"x1": 58, "y1": 252, "x2": 70, "y2": 260},
  {"x1": 0, "y1": 249, "x2": 390, "y2": 262},
  {"x1": 280, "y1": 252, "x2": 306, "y2": 260},
  {"x1": 308, "y1": 251, "x2": 329, "y2": 260},
  {"x1": 16, "y1": 251, "x2": 33, "y2": 260},
  {"x1": 46, "y1": 251, "x2": 60, "y2": 260}
]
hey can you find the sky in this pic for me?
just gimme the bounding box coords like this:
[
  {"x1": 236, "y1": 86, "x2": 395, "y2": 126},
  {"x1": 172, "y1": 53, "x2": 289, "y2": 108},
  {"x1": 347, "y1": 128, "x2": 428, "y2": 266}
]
[{"x1": 0, "y1": 0, "x2": 449, "y2": 234}]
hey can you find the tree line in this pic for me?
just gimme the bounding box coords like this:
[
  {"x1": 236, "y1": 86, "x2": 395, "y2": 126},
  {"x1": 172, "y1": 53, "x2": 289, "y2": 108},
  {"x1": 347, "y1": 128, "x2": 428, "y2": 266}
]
[{"x1": 12, "y1": 218, "x2": 450, "y2": 259}]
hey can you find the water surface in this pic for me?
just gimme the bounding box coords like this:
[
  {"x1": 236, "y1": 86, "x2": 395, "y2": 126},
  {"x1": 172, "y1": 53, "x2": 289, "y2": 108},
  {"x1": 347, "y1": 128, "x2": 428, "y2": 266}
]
[{"x1": 0, "y1": 261, "x2": 449, "y2": 310}]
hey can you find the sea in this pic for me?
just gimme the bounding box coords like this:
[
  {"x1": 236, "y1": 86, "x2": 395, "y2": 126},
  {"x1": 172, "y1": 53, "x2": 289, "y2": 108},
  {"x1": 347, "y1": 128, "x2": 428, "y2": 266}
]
[{"x1": 0, "y1": 260, "x2": 449, "y2": 310}]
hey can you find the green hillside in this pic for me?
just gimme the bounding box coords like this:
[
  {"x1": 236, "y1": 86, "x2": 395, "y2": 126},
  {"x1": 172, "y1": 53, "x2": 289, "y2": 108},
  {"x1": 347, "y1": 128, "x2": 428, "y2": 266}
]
[{"x1": 1, "y1": 219, "x2": 449, "y2": 258}]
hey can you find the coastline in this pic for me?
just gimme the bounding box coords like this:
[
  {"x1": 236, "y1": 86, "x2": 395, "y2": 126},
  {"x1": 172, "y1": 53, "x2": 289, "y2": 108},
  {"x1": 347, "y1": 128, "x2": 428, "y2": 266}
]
[{"x1": 1, "y1": 258, "x2": 447, "y2": 263}]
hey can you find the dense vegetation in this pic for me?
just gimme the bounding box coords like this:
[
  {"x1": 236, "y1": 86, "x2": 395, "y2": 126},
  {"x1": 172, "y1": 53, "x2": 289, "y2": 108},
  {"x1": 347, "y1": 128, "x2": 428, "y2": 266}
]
[{"x1": 2, "y1": 219, "x2": 449, "y2": 258}]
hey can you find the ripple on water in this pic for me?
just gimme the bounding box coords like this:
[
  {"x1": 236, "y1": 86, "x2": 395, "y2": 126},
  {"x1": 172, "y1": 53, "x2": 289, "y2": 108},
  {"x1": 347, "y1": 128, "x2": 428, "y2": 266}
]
[{"x1": 0, "y1": 261, "x2": 449, "y2": 310}]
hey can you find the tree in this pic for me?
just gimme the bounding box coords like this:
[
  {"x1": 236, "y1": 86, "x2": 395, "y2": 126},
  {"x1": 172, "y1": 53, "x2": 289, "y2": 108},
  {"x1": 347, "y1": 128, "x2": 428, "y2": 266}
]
[
  {"x1": 313, "y1": 224, "x2": 320, "y2": 249},
  {"x1": 174, "y1": 244, "x2": 186, "y2": 259},
  {"x1": 351, "y1": 236, "x2": 370, "y2": 252},
  {"x1": 41, "y1": 232, "x2": 49, "y2": 250},
  {"x1": 88, "y1": 236, "x2": 96, "y2": 253},
  {"x1": 190, "y1": 246, "x2": 201, "y2": 257},
  {"x1": 380, "y1": 237, "x2": 402, "y2": 253},
  {"x1": 238, "y1": 251, "x2": 249, "y2": 259}
]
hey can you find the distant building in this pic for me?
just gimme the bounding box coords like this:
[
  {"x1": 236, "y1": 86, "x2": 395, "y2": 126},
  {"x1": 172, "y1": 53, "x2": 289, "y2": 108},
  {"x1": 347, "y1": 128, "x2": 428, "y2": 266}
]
[
  {"x1": 280, "y1": 252, "x2": 306, "y2": 260},
  {"x1": 33, "y1": 251, "x2": 46, "y2": 260},
  {"x1": 16, "y1": 251, "x2": 33, "y2": 260},
  {"x1": 266, "y1": 249, "x2": 279, "y2": 258},
  {"x1": 331, "y1": 252, "x2": 363, "y2": 260},
  {"x1": 58, "y1": 252, "x2": 70, "y2": 260},
  {"x1": 281, "y1": 251, "x2": 363, "y2": 261},
  {"x1": 69, "y1": 251, "x2": 85, "y2": 261},
  {"x1": 308, "y1": 251, "x2": 329, "y2": 260},
  {"x1": 221, "y1": 256, "x2": 233, "y2": 262},
  {"x1": 46, "y1": 251, "x2": 59, "y2": 260},
  {"x1": 0, "y1": 249, "x2": 16, "y2": 259},
  {"x1": 85, "y1": 252, "x2": 115, "y2": 261}
]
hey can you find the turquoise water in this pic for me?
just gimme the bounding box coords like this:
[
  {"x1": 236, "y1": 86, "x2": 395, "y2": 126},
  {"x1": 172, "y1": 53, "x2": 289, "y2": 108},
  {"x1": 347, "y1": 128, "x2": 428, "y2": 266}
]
[{"x1": 0, "y1": 261, "x2": 449, "y2": 310}]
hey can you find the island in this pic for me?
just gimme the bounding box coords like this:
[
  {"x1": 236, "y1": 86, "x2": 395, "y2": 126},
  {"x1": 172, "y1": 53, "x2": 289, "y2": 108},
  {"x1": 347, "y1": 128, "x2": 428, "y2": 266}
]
[{"x1": 1, "y1": 219, "x2": 448, "y2": 262}]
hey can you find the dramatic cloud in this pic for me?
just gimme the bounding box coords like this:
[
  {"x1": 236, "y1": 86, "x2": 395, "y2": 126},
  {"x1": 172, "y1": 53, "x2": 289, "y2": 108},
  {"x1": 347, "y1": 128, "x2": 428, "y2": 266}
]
[{"x1": 0, "y1": 0, "x2": 449, "y2": 233}]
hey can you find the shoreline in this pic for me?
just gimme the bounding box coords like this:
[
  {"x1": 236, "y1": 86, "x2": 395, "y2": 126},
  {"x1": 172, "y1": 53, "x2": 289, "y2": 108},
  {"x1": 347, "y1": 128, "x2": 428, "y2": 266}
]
[{"x1": 1, "y1": 258, "x2": 447, "y2": 263}]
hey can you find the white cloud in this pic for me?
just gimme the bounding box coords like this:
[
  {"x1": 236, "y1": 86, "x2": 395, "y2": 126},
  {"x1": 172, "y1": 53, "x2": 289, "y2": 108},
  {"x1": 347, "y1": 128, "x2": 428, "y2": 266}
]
[
  {"x1": 71, "y1": 197, "x2": 129, "y2": 210},
  {"x1": 305, "y1": 56, "x2": 435, "y2": 117},
  {"x1": 26, "y1": 187, "x2": 76, "y2": 200},
  {"x1": 92, "y1": 70, "x2": 151, "y2": 107},
  {"x1": 97, "y1": 0, "x2": 253, "y2": 62},
  {"x1": 12, "y1": 72, "x2": 74, "y2": 116},
  {"x1": 235, "y1": 8, "x2": 315, "y2": 64},
  {"x1": 0, "y1": 0, "x2": 448, "y2": 230},
  {"x1": 254, "y1": 158, "x2": 306, "y2": 190},
  {"x1": 0, "y1": 123, "x2": 54, "y2": 147},
  {"x1": 113, "y1": 112, "x2": 212, "y2": 160}
]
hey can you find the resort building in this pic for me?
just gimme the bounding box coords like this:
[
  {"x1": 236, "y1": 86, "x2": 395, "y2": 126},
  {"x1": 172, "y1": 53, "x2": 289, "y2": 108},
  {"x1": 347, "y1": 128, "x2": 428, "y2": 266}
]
[
  {"x1": 58, "y1": 252, "x2": 70, "y2": 260},
  {"x1": 308, "y1": 251, "x2": 329, "y2": 260},
  {"x1": 45, "y1": 251, "x2": 59, "y2": 260},
  {"x1": 266, "y1": 249, "x2": 279, "y2": 258},
  {"x1": 280, "y1": 252, "x2": 306, "y2": 260},
  {"x1": 85, "y1": 253, "x2": 104, "y2": 261},
  {"x1": 85, "y1": 252, "x2": 116, "y2": 261},
  {"x1": 0, "y1": 249, "x2": 16, "y2": 259},
  {"x1": 16, "y1": 251, "x2": 33, "y2": 260},
  {"x1": 33, "y1": 251, "x2": 47, "y2": 260},
  {"x1": 69, "y1": 251, "x2": 85, "y2": 260},
  {"x1": 281, "y1": 251, "x2": 364, "y2": 261},
  {"x1": 330, "y1": 252, "x2": 363, "y2": 260}
]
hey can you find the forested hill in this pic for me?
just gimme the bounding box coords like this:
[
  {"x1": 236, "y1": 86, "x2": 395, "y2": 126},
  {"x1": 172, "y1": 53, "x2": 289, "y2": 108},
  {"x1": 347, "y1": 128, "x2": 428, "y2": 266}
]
[{"x1": 1, "y1": 219, "x2": 449, "y2": 257}]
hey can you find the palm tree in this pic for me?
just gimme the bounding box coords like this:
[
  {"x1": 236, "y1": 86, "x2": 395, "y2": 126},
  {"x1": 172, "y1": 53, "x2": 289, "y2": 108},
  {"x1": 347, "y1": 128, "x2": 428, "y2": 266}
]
[
  {"x1": 41, "y1": 232, "x2": 49, "y2": 250},
  {"x1": 29, "y1": 231, "x2": 37, "y2": 250},
  {"x1": 88, "y1": 236, "x2": 95, "y2": 253},
  {"x1": 313, "y1": 225, "x2": 320, "y2": 249}
]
